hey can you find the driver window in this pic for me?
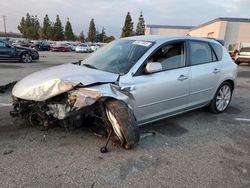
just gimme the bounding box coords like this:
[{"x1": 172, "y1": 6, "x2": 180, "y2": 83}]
[{"x1": 148, "y1": 42, "x2": 185, "y2": 71}]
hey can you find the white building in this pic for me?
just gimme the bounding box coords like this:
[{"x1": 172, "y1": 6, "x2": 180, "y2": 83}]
[
  {"x1": 145, "y1": 17, "x2": 250, "y2": 49},
  {"x1": 145, "y1": 25, "x2": 193, "y2": 36}
]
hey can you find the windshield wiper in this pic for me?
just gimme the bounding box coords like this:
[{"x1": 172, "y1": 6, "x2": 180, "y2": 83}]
[{"x1": 82, "y1": 63, "x2": 98, "y2": 70}]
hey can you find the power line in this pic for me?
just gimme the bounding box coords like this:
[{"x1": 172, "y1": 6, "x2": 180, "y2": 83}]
[{"x1": 2, "y1": 15, "x2": 7, "y2": 36}]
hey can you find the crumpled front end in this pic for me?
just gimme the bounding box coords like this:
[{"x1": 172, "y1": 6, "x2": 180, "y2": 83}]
[{"x1": 10, "y1": 83, "x2": 134, "y2": 130}]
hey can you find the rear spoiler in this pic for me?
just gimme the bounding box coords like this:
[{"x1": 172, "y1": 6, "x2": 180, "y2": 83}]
[{"x1": 206, "y1": 38, "x2": 224, "y2": 46}]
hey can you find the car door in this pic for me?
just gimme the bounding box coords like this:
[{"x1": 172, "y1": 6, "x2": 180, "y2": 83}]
[
  {"x1": 131, "y1": 41, "x2": 191, "y2": 124},
  {"x1": 188, "y1": 40, "x2": 222, "y2": 108},
  {"x1": 0, "y1": 40, "x2": 10, "y2": 58},
  {"x1": 0, "y1": 41, "x2": 16, "y2": 59}
]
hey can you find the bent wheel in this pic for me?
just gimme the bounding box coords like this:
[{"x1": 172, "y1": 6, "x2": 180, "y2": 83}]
[{"x1": 105, "y1": 100, "x2": 140, "y2": 149}]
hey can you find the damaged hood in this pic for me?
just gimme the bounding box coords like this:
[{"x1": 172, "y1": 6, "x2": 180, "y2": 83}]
[{"x1": 12, "y1": 63, "x2": 119, "y2": 101}]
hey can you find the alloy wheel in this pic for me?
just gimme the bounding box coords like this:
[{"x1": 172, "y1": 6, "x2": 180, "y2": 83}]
[
  {"x1": 216, "y1": 85, "x2": 232, "y2": 111},
  {"x1": 22, "y1": 54, "x2": 32, "y2": 63}
]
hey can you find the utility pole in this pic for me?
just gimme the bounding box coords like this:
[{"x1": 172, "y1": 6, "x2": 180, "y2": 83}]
[{"x1": 2, "y1": 15, "x2": 7, "y2": 36}]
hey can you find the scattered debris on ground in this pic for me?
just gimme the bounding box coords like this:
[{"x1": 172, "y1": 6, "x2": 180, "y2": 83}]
[{"x1": 3, "y1": 150, "x2": 14, "y2": 155}]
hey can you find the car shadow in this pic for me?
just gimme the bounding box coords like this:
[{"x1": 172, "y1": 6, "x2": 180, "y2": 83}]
[{"x1": 141, "y1": 120, "x2": 188, "y2": 138}]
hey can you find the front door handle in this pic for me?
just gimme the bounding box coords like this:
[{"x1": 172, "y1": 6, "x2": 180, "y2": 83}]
[
  {"x1": 213, "y1": 68, "x2": 220, "y2": 74},
  {"x1": 177, "y1": 75, "x2": 189, "y2": 81}
]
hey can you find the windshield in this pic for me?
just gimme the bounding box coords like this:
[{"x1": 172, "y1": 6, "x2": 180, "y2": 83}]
[
  {"x1": 240, "y1": 47, "x2": 250, "y2": 52},
  {"x1": 81, "y1": 40, "x2": 153, "y2": 74}
]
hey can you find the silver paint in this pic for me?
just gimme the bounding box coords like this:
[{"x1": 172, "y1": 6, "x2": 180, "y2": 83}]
[
  {"x1": 12, "y1": 63, "x2": 119, "y2": 101},
  {"x1": 11, "y1": 35, "x2": 237, "y2": 125}
]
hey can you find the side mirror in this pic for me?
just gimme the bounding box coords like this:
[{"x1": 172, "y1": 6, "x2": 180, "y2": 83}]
[{"x1": 145, "y1": 62, "x2": 162, "y2": 73}]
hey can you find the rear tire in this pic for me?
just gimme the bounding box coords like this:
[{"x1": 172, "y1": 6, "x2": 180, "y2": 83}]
[
  {"x1": 209, "y1": 82, "x2": 233, "y2": 113},
  {"x1": 104, "y1": 100, "x2": 140, "y2": 149}
]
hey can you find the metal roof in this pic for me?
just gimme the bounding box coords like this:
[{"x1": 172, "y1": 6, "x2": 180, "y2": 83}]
[
  {"x1": 146, "y1": 17, "x2": 250, "y2": 31},
  {"x1": 190, "y1": 17, "x2": 250, "y2": 31},
  {"x1": 146, "y1": 25, "x2": 194, "y2": 29}
]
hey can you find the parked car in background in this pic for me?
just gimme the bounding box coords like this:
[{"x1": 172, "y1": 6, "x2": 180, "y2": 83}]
[
  {"x1": 12, "y1": 40, "x2": 31, "y2": 48},
  {"x1": 31, "y1": 41, "x2": 51, "y2": 51},
  {"x1": 69, "y1": 43, "x2": 77, "y2": 51},
  {"x1": 229, "y1": 42, "x2": 250, "y2": 65},
  {"x1": 51, "y1": 43, "x2": 71, "y2": 52},
  {"x1": 89, "y1": 43, "x2": 100, "y2": 52},
  {"x1": 75, "y1": 43, "x2": 92, "y2": 53},
  {"x1": 0, "y1": 39, "x2": 39, "y2": 63},
  {"x1": 11, "y1": 36, "x2": 237, "y2": 151},
  {"x1": 235, "y1": 45, "x2": 250, "y2": 65}
]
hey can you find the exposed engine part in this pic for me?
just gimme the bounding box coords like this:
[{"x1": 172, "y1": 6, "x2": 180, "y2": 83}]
[
  {"x1": 10, "y1": 79, "x2": 135, "y2": 152},
  {"x1": 100, "y1": 129, "x2": 113, "y2": 153}
]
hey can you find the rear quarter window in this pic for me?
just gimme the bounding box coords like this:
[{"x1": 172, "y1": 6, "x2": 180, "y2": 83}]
[{"x1": 210, "y1": 42, "x2": 223, "y2": 61}]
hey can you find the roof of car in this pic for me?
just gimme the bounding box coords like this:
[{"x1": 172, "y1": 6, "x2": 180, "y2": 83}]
[{"x1": 121, "y1": 35, "x2": 220, "y2": 44}]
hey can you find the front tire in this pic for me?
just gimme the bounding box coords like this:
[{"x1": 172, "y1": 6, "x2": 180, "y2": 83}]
[
  {"x1": 105, "y1": 100, "x2": 140, "y2": 149},
  {"x1": 209, "y1": 82, "x2": 233, "y2": 113},
  {"x1": 21, "y1": 53, "x2": 32, "y2": 63}
]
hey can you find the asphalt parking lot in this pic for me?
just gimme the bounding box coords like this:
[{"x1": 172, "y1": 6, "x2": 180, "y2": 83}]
[{"x1": 0, "y1": 51, "x2": 250, "y2": 188}]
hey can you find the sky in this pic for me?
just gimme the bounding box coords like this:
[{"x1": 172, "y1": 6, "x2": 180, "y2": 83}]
[{"x1": 0, "y1": 0, "x2": 250, "y2": 38}]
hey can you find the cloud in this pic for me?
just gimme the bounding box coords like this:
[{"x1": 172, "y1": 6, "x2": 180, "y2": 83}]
[{"x1": 0, "y1": 0, "x2": 250, "y2": 38}]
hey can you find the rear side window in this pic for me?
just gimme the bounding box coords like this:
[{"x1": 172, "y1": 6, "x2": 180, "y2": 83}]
[
  {"x1": 211, "y1": 43, "x2": 223, "y2": 61},
  {"x1": 189, "y1": 41, "x2": 213, "y2": 65}
]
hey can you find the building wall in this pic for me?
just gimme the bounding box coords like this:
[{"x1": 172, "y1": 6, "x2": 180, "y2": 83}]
[
  {"x1": 224, "y1": 22, "x2": 250, "y2": 49},
  {"x1": 188, "y1": 21, "x2": 227, "y2": 39},
  {"x1": 145, "y1": 27, "x2": 189, "y2": 36},
  {"x1": 145, "y1": 19, "x2": 250, "y2": 50}
]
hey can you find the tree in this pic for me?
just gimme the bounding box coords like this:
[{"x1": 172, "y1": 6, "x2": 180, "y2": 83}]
[
  {"x1": 136, "y1": 11, "x2": 145, "y2": 35},
  {"x1": 121, "y1": 12, "x2": 133, "y2": 38},
  {"x1": 31, "y1": 15, "x2": 40, "y2": 39},
  {"x1": 79, "y1": 31, "x2": 85, "y2": 42},
  {"x1": 17, "y1": 17, "x2": 26, "y2": 38},
  {"x1": 53, "y1": 15, "x2": 64, "y2": 41},
  {"x1": 104, "y1": 35, "x2": 115, "y2": 43},
  {"x1": 41, "y1": 14, "x2": 52, "y2": 40},
  {"x1": 64, "y1": 18, "x2": 74, "y2": 41},
  {"x1": 96, "y1": 27, "x2": 106, "y2": 42},
  {"x1": 17, "y1": 13, "x2": 40, "y2": 39},
  {"x1": 88, "y1": 18, "x2": 96, "y2": 42}
]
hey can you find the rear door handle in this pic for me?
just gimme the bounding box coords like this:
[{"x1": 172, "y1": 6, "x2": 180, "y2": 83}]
[
  {"x1": 177, "y1": 75, "x2": 189, "y2": 81},
  {"x1": 213, "y1": 68, "x2": 220, "y2": 74}
]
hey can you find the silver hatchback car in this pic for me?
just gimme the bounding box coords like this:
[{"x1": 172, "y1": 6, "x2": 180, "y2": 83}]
[{"x1": 11, "y1": 35, "x2": 237, "y2": 152}]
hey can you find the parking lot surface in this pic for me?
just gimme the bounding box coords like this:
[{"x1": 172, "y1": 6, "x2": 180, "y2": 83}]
[{"x1": 0, "y1": 52, "x2": 250, "y2": 188}]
